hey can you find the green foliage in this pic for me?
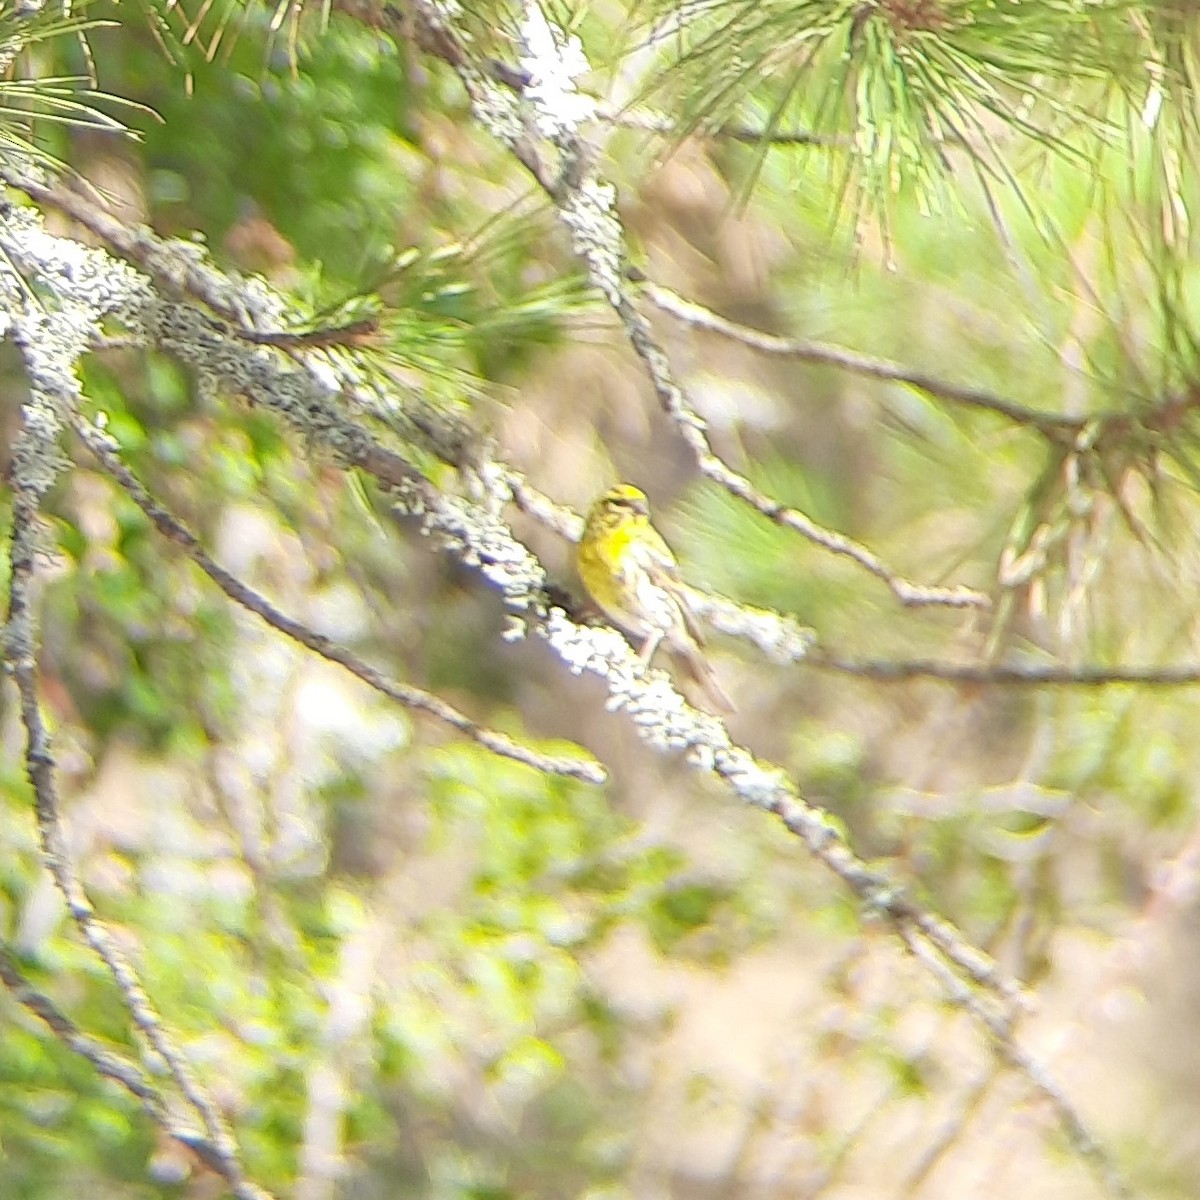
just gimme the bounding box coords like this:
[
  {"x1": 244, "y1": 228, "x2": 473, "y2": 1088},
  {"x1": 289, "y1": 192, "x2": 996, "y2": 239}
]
[
  {"x1": 106, "y1": 10, "x2": 418, "y2": 278},
  {"x1": 628, "y1": 0, "x2": 1187, "y2": 243},
  {"x1": 280, "y1": 224, "x2": 595, "y2": 424},
  {"x1": 423, "y1": 743, "x2": 645, "y2": 964}
]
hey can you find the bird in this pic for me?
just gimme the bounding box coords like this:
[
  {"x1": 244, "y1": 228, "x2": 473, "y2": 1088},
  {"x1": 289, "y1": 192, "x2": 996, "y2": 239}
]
[{"x1": 576, "y1": 483, "x2": 734, "y2": 713}]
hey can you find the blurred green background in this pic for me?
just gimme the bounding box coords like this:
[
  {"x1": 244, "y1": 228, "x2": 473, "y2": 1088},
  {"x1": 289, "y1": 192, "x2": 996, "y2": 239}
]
[{"x1": 3, "y1": 2, "x2": 1200, "y2": 1198}]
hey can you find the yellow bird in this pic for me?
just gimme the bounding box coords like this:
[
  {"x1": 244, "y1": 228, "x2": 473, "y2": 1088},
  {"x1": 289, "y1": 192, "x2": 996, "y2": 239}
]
[{"x1": 577, "y1": 484, "x2": 734, "y2": 713}]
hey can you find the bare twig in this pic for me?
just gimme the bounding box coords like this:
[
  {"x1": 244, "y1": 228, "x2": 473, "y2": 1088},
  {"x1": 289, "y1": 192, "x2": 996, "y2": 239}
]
[
  {"x1": 506, "y1": 469, "x2": 585, "y2": 542},
  {"x1": 0, "y1": 944, "x2": 257, "y2": 1182},
  {"x1": 897, "y1": 925, "x2": 1129, "y2": 1200},
  {"x1": 639, "y1": 277, "x2": 1084, "y2": 439},
  {"x1": 689, "y1": 458, "x2": 990, "y2": 609},
  {"x1": 72, "y1": 415, "x2": 605, "y2": 784},
  {"x1": 807, "y1": 649, "x2": 1200, "y2": 687}
]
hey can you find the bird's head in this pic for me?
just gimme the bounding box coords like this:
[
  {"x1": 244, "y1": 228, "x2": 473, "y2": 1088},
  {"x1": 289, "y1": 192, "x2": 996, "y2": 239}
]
[{"x1": 594, "y1": 484, "x2": 650, "y2": 523}]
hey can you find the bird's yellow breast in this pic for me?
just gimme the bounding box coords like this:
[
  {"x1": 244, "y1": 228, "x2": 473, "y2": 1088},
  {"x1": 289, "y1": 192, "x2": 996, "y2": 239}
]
[{"x1": 577, "y1": 512, "x2": 649, "y2": 630}]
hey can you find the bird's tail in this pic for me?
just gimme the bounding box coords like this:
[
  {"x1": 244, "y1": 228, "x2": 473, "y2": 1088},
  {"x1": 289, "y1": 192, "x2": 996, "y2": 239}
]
[{"x1": 671, "y1": 639, "x2": 735, "y2": 714}]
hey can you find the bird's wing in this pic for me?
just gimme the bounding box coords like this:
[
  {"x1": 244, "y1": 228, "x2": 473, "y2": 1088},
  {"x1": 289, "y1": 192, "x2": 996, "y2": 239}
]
[
  {"x1": 624, "y1": 529, "x2": 706, "y2": 646},
  {"x1": 644, "y1": 561, "x2": 706, "y2": 648},
  {"x1": 636, "y1": 531, "x2": 679, "y2": 575}
]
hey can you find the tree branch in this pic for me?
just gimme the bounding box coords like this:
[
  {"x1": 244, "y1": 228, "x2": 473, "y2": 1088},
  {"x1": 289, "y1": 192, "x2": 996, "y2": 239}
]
[
  {"x1": 0, "y1": 944, "x2": 262, "y2": 1185},
  {"x1": 398, "y1": 6, "x2": 1129, "y2": 1192},
  {"x1": 72, "y1": 414, "x2": 605, "y2": 784},
  {"x1": 807, "y1": 650, "x2": 1200, "y2": 687},
  {"x1": 895, "y1": 924, "x2": 1128, "y2": 1200},
  {"x1": 0, "y1": 131, "x2": 1123, "y2": 1199},
  {"x1": 638, "y1": 275, "x2": 1084, "y2": 438}
]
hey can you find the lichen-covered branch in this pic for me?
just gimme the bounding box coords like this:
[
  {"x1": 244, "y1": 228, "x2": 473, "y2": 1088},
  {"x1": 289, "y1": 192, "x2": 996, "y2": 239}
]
[
  {"x1": 506, "y1": 470, "x2": 817, "y2": 662},
  {"x1": 398, "y1": 4, "x2": 1127, "y2": 1192}
]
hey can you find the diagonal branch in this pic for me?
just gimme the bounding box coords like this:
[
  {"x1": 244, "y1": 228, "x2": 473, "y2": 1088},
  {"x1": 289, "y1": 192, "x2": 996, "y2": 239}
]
[
  {"x1": 396, "y1": 1, "x2": 988, "y2": 613},
  {"x1": 639, "y1": 276, "x2": 1084, "y2": 438},
  {"x1": 0, "y1": 944, "x2": 259, "y2": 1183},
  {"x1": 72, "y1": 414, "x2": 605, "y2": 784},
  {"x1": 0, "y1": 943, "x2": 166, "y2": 1112},
  {"x1": 896, "y1": 925, "x2": 1129, "y2": 1200},
  {"x1": 400, "y1": 5, "x2": 1129, "y2": 1191},
  {"x1": 398, "y1": 481, "x2": 1027, "y2": 1014}
]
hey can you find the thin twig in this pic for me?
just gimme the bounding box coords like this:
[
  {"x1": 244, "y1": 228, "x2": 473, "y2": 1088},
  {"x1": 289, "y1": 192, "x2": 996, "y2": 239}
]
[
  {"x1": 807, "y1": 649, "x2": 1200, "y2": 687},
  {"x1": 624, "y1": 280, "x2": 991, "y2": 609},
  {"x1": 897, "y1": 925, "x2": 1129, "y2": 1200},
  {"x1": 0, "y1": 944, "x2": 168, "y2": 1111},
  {"x1": 754, "y1": 783, "x2": 1030, "y2": 1012},
  {"x1": 506, "y1": 470, "x2": 584, "y2": 541},
  {"x1": 73, "y1": 416, "x2": 605, "y2": 784},
  {"x1": 901, "y1": 1064, "x2": 1004, "y2": 1195},
  {"x1": 598, "y1": 106, "x2": 843, "y2": 147},
  {"x1": 0, "y1": 944, "x2": 256, "y2": 1181},
  {"x1": 396, "y1": 3, "x2": 986, "y2": 611},
  {"x1": 640, "y1": 277, "x2": 1083, "y2": 438}
]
